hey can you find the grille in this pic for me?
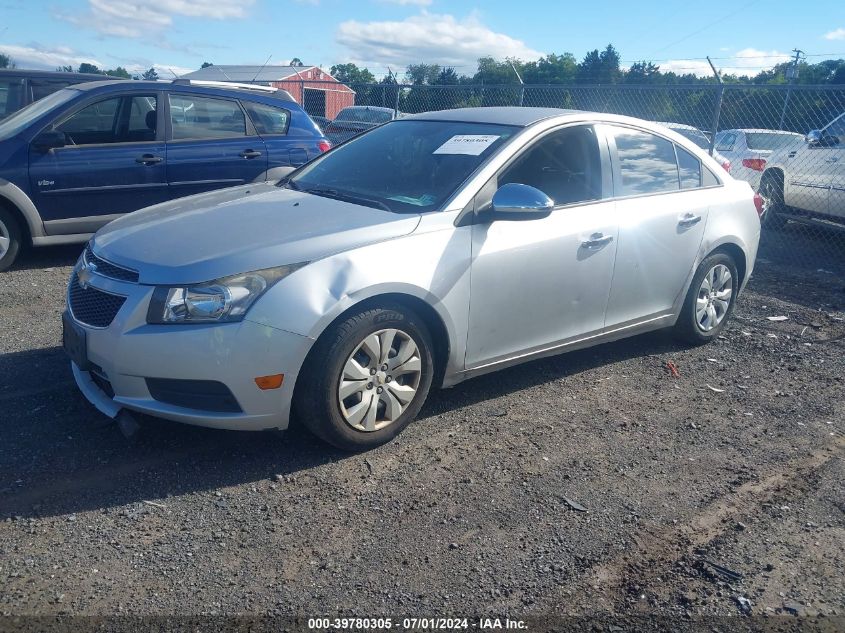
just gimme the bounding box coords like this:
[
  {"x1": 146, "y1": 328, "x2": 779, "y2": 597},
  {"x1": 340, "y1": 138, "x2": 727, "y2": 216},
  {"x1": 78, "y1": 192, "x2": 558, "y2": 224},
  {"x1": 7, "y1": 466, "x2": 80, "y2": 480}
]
[
  {"x1": 68, "y1": 273, "x2": 126, "y2": 328},
  {"x1": 84, "y1": 244, "x2": 139, "y2": 283}
]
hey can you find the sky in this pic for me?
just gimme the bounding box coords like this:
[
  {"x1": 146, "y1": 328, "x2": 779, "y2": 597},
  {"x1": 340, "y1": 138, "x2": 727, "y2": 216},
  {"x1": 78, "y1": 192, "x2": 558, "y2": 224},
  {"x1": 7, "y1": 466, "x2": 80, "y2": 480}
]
[{"x1": 1, "y1": 0, "x2": 844, "y2": 80}]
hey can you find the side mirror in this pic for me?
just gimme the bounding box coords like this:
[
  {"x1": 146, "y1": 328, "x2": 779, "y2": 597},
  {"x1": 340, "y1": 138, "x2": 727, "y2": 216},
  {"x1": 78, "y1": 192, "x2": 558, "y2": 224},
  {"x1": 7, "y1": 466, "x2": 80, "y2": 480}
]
[
  {"x1": 805, "y1": 129, "x2": 822, "y2": 145},
  {"x1": 489, "y1": 183, "x2": 554, "y2": 221},
  {"x1": 33, "y1": 130, "x2": 66, "y2": 152}
]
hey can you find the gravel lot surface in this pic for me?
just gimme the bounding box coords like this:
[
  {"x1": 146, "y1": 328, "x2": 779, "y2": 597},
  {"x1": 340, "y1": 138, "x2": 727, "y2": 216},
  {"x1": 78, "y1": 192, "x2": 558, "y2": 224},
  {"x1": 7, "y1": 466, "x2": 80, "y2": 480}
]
[{"x1": 1, "y1": 241, "x2": 843, "y2": 631}]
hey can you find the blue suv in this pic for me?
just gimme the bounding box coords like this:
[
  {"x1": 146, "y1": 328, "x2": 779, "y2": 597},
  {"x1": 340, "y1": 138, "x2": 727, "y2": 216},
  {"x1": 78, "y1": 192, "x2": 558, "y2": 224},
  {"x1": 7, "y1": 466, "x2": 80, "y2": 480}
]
[{"x1": 0, "y1": 79, "x2": 330, "y2": 270}]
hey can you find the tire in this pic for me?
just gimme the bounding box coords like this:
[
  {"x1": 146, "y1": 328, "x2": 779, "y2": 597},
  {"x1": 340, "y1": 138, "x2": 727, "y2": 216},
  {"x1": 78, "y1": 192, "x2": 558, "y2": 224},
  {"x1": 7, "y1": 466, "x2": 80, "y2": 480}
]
[
  {"x1": 0, "y1": 207, "x2": 23, "y2": 272},
  {"x1": 674, "y1": 252, "x2": 739, "y2": 345},
  {"x1": 294, "y1": 303, "x2": 435, "y2": 451},
  {"x1": 758, "y1": 172, "x2": 787, "y2": 230}
]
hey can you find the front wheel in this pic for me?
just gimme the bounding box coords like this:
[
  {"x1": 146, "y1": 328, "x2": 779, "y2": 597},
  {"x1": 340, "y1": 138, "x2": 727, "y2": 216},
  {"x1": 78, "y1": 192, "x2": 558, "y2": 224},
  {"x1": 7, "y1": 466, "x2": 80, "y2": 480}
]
[
  {"x1": 0, "y1": 207, "x2": 23, "y2": 272},
  {"x1": 295, "y1": 304, "x2": 434, "y2": 451},
  {"x1": 675, "y1": 253, "x2": 739, "y2": 345}
]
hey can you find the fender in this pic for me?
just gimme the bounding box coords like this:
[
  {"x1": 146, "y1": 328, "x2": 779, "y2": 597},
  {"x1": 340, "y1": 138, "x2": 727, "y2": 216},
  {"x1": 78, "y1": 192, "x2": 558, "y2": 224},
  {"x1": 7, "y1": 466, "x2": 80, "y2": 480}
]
[{"x1": 0, "y1": 177, "x2": 45, "y2": 239}]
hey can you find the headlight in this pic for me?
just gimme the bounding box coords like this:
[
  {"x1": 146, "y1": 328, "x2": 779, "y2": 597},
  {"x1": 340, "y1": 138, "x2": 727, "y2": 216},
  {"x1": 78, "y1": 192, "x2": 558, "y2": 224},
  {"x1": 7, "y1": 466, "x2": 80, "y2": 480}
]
[{"x1": 146, "y1": 264, "x2": 305, "y2": 324}]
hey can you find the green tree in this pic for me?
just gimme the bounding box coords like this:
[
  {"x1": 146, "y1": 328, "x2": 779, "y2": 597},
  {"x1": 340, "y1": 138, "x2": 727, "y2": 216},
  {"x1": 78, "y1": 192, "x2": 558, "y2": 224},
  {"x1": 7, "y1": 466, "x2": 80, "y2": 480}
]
[
  {"x1": 105, "y1": 66, "x2": 131, "y2": 79},
  {"x1": 521, "y1": 53, "x2": 578, "y2": 84},
  {"x1": 329, "y1": 63, "x2": 375, "y2": 84},
  {"x1": 56, "y1": 65, "x2": 73, "y2": 72},
  {"x1": 432, "y1": 67, "x2": 460, "y2": 85},
  {"x1": 0, "y1": 53, "x2": 14, "y2": 69},
  {"x1": 290, "y1": 58, "x2": 304, "y2": 67},
  {"x1": 405, "y1": 63, "x2": 441, "y2": 85},
  {"x1": 201, "y1": 61, "x2": 213, "y2": 68},
  {"x1": 77, "y1": 63, "x2": 103, "y2": 75},
  {"x1": 624, "y1": 61, "x2": 661, "y2": 84},
  {"x1": 141, "y1": 67, "x2": 159, "y2": 81}
]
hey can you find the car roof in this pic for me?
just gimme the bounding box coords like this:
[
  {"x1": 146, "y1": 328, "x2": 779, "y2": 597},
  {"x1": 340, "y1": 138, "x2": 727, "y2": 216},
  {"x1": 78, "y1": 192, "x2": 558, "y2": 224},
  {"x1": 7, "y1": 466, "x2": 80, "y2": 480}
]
[
  {"x1": 339, "y1": 105, "x2": 394, "y2": 112},
  {"x1": 718, "y1": 128, "x2": 802, "y2": 135},
  {"x1": 0, "y1": 68, "x2": 128, "y2": 82},
  {"x1": 60, "y1": 78, "x2": 298, "y2": 105},
  {"x1": 406, "y1": 107, "x2": 582, "y2": 127}
]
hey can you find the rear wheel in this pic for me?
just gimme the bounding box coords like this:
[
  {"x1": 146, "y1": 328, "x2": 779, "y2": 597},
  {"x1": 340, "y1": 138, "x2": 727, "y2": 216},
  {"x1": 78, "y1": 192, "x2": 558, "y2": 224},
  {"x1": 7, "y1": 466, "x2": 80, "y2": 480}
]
[
  {"x1": 758, "y1": 172, "x2": 787, "y2": 230},
  {"x1": 295, "y1": 304, "x2": 434, "y2": 451},
  {"x1": 0, "y1": 207, "x2": 23, "y2": 272},
  {"x1": 675, "y1": 252, "x2": 739, "y2": 345}
]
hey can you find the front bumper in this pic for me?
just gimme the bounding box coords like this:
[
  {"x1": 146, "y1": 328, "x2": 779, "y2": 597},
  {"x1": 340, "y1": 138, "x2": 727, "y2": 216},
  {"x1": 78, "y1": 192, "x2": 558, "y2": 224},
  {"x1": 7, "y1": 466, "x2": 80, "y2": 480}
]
[{"x1": 67, "y1": 272, "x2": 313, "y2": 432}]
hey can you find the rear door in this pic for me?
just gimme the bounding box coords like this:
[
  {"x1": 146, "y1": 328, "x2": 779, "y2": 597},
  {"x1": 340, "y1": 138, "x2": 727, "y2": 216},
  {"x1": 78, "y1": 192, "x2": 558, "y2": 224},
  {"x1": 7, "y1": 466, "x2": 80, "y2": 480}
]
[
  {"x1": 28, "y1": 92, "x2": 167, "y2": 234},
  {"x1": 241, "y1": 100, "x2": 309, "y2": 173},
  {"x1": 165, "y1": 92, "x2": 268, "y2": 198},
  {"x1": 602, "y1": 125, "x2": 711, "y2": 328}
]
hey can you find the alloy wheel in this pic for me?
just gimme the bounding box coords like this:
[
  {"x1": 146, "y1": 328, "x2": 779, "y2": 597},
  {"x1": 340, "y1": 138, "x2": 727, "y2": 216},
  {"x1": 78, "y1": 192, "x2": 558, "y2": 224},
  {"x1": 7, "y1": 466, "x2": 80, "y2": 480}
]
[
  {"x1": 337, "y1": 328, "x2": 423, "y2": 432},
  {"x1": 696, "y1": 264, "x2": 732, "y2": 332},
  {"x1": 0, "y1": 218, "x2": 10, "y2": 260}
]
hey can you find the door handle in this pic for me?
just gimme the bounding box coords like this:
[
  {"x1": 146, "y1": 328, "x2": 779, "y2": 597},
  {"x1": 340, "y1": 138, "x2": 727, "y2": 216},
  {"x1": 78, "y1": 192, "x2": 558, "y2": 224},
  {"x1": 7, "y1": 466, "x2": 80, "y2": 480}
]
[
  {"x1": 135, "y1": 154, "x2": 163, "y2": 165},
  {"x1": 580, "y1": 232, "x2": 613, "y2": 249},
  {"x1": 678, "y1": 213, "x2": 702, "y2": 227},
  {"x1": 239, "y1": 149, "x2": 262, "y2": 159},
  {"x1": 825, "y1": 156, "x2": 839, "y2": 163}
]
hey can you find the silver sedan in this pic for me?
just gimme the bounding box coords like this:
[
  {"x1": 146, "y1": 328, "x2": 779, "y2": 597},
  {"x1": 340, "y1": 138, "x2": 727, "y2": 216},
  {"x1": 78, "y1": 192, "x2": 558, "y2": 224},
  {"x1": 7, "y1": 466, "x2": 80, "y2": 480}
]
[{"x1": 64, "y1": 107, "x2": 762, "y2": 450}]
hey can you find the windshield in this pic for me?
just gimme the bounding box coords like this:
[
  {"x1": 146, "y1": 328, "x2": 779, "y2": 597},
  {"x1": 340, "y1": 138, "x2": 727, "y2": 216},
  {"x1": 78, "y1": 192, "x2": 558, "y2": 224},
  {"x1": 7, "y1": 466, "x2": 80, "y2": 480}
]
[
  {"x1": 336, "y1": 108, "x2": 393, "y2": 124},
  {"x1": 0, "y1": 88, "x2": 78, "y2": 140},
  {"x1": 287, "y1": 120, "x2": 518, "y2": 213},
  {"x1": 745, "y1": 132, "x2": 801, "y2": 150}
]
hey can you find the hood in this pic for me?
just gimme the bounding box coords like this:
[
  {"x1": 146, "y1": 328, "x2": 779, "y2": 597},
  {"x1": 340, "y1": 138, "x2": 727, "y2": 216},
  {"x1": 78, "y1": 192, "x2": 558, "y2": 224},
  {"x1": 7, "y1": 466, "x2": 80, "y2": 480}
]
[{"x1": 92, "y1": 183, "x2": 421, "y2": 285}]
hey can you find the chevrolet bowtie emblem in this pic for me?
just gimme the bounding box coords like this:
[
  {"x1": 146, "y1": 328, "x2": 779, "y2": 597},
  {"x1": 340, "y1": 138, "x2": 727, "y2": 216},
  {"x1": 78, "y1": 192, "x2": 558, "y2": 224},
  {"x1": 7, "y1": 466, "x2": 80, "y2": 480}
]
[{"x1": 77, "y1": 262, "x2": 97, "y2": 289}]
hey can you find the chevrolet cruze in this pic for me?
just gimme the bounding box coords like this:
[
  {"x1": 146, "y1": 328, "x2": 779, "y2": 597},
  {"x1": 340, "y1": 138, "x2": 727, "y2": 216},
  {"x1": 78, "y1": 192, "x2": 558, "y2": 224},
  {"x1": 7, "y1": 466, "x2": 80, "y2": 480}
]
[{"x1": 64, "y1": 107, "x2": 761, "y2": 450}]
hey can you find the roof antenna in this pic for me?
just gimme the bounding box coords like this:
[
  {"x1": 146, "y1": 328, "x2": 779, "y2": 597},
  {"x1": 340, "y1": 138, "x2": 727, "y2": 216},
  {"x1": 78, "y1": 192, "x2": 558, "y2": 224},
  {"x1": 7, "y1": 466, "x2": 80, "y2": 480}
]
[
  {"x1": 251, "y1": 54, "x2": 273, "y2": 83},
  {"x1": 167, "y1": 67, "x2": 179, "y2": 79}
]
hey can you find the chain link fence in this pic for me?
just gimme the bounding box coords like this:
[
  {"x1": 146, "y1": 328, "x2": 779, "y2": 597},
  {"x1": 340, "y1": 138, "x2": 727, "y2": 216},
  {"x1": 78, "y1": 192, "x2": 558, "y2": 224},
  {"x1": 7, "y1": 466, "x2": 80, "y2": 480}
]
[{"x1": 299, "y1": 80, "x2": 845, "y2": 273}]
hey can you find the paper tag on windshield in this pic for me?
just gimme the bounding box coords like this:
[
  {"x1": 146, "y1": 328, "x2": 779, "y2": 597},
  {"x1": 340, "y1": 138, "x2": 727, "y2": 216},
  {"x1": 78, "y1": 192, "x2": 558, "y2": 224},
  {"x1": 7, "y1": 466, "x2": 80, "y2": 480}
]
[{"x1": 433, "y1": 135, "x2": 500, "y2": 156}]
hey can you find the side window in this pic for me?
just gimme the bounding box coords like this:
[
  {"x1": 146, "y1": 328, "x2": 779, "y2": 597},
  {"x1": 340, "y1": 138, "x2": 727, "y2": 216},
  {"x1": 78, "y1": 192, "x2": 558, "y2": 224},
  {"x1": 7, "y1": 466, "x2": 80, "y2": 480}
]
[
  {"x1": 0, "y1": 79, "x2": 25, "y2": 118},
  {"x1": 54, "y1": 97, "x2": 122, "y2": 144},
  {"x1": 53, "y1": 95, "x2": 157, "y2": 145},
  {"x1": 169, "y1": 94, "x2": 246, "y2": 140},
  {"x1": 676, "y1": 145, "x2": 702, "y2": 189},
  {"x1": 498, "y1": 125, "x2": 603, "y2": 206},
  {"x1": 126, "y1": 96, "x2": 158, "y2": 142},
  {"x1": 243, "y1": 101, "x2": 290, "y2": 135},
  {"x1": 30, "y1": 80, "x2": 72, "y2": 102},
  {"x1": 715, "y1": 132, "x2": 736, "y2": 152},
  {"x1": 611, "y1": 127, "x2": 679, "y2": 196}
]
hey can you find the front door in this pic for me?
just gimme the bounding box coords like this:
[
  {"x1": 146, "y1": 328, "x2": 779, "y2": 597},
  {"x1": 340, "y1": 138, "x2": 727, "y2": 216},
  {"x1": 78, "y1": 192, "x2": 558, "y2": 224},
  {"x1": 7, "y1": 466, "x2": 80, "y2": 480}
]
[
  {"x1": 466, "y1": 124, "x2": 617, "y2": 368},
  {"x1": 165, "y1": 93, "x2": 268, "y2": 198},
  {"x1": 602, "y1": 125, "x2": 709, "y2": 328},
  {"x1": 28, "y1": 93, "x2": 167, "y2": 234}
]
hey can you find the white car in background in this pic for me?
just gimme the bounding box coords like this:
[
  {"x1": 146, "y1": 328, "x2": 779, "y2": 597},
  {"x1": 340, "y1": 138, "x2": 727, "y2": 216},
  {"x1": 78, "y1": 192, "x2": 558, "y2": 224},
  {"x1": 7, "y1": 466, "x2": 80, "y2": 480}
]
[
  {"x1": 655, "y1": 122, "x2": 731, "y2": 172},
  {"x1": 714, "y1": 129, "x2": 803, "y2": 191}
]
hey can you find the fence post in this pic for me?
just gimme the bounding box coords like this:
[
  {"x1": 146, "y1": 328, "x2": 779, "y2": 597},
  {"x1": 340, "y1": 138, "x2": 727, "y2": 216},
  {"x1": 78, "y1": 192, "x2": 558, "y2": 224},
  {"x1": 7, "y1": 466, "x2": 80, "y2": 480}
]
[
  {"x1": 393, "y1": 85, "x2": 400, "y2": 117},
  {"x1": 706, "y1": 57, "x2": 724, "y2": 157}
]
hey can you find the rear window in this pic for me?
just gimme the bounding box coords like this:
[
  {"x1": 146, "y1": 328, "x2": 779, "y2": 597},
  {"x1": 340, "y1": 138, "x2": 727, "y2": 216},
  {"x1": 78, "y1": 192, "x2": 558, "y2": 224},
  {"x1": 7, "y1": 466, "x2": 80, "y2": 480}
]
[
  {"x1": 612, "y1": 127, "x2": 680, "y2": 195},
  {"x1": 169, "y1": 94, "x2": 246, "y2": 139},
  {"x1": 336, "y1": 108, "x2": 392, "y2": 124},
  {"x1": 745, "y1": 132, "x2": 801, "y2": 150},
  {"x1": 243, "y1": 101, "x2": 289, "y2": 135},
  {"x1": 0, "y1": 78, "x2": 25, "y2": 119}
]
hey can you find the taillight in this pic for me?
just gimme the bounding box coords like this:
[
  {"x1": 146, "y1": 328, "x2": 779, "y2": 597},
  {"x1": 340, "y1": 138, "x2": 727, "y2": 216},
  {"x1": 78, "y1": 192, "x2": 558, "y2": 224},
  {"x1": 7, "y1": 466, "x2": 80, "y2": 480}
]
[
  {"x1": 753, "y1": 193, "x2": 764, "y2": 218},
  {"x1": 317, "y1": 140, "x2": 331, "y2": 153},
  {"x1": 742, "y1": 158, "x2": 767, "y2": 172},
  {"x1": 721, "y1": 160, "x2": 731, "y2": 172}
]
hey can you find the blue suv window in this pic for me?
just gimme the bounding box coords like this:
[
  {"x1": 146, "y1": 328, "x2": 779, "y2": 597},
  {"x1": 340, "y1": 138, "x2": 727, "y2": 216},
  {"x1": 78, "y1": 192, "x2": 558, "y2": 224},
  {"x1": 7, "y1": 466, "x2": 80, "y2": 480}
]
[
  {"x1": 169, "y1": 94, "x2": 246, "y2": 140},
  {"x1": 243, "y1": 101, "x2": 289, "y2": 135},
  {"x1": 54, "y1": 95, "x2": 157, "y2": 145}
]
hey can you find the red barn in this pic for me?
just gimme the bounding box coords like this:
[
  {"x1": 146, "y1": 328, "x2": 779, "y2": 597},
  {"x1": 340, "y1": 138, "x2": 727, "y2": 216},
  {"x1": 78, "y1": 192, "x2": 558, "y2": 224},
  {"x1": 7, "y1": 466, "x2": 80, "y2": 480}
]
[{"x1": 179, "y1": 65, "x2": 355, "y2": 119}]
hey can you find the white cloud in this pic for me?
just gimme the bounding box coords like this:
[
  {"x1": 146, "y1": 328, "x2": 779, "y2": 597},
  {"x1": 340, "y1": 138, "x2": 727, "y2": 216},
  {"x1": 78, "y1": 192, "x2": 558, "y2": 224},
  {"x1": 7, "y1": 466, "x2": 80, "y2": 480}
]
[
  {"x1": 660, "y1": 48, "x2": 791, "y2": 78},
  {"x1": 336, "y1": 12, "x2": 543, "y2": 70},
  {"x1": 59, "y1": 0, "x2": 255, "y2": 39},
  {"x1": 824, "y1": 28, "x2": 845, "y2": 41},
  {"x1": 0, "y1": 43, "x2": 104, "y2": 70}
]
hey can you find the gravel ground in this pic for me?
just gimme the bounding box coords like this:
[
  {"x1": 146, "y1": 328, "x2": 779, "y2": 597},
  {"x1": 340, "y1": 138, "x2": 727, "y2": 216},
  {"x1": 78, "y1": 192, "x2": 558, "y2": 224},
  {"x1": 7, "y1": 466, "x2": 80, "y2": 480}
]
[{"x1": 0, "y1": 241, "x2": 844, "y2": 631}]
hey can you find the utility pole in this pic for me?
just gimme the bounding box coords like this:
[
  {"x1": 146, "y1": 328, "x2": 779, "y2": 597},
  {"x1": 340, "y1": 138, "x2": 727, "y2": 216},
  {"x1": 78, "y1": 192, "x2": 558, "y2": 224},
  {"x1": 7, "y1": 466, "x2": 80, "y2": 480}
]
[
  {"x1": 779, "y1": 49, "x2": 803, "y2": 130},
  {"x1": 509, "y1": 60, "x2": 525, "y2": 107},
  {"x1": 707, "y1": 56, "x2": 723, "y2": 157}
]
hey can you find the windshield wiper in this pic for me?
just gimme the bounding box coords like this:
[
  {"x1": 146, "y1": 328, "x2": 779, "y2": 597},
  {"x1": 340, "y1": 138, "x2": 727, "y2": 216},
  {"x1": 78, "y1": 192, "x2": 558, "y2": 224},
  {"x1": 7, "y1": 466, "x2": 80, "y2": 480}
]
[
  {"x1": 303, "y1": 187, "x2": 392, "y2": 212},
  {"x1": 281, "y1": 178, "x2": 301, "y2": 190}
]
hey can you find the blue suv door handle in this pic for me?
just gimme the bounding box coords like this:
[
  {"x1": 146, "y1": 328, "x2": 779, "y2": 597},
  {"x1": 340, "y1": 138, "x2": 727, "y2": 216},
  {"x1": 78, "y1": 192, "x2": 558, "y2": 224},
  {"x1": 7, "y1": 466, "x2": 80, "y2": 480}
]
[
  {"x1": 239, "y1": 149, "x2": 262, "y2": 159},
  {"x1": 136, "y1": 154, "x2": 164, "y2": 165}
]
